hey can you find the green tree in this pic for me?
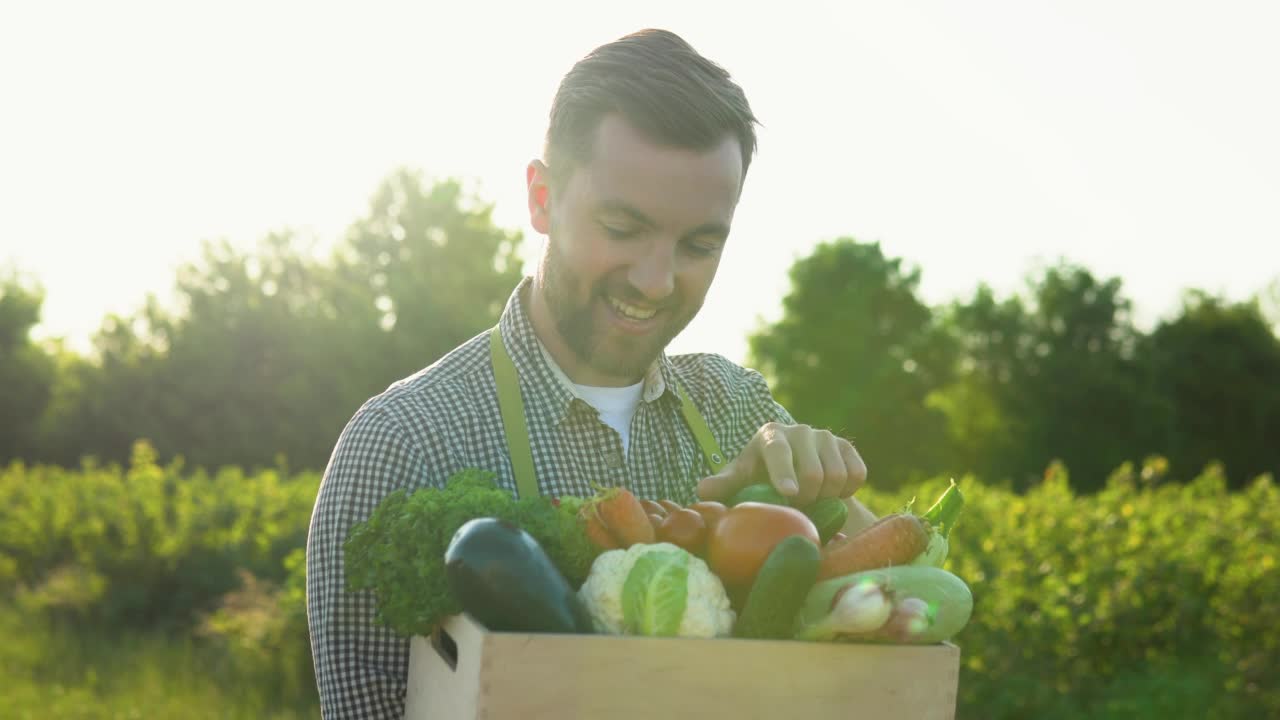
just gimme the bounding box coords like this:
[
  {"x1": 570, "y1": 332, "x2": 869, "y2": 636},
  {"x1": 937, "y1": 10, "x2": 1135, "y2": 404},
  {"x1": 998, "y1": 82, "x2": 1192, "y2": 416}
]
[
  {"x1": 925, "y1": 284, "x2": 1029, "y2": 486},
  {"x1": 336, "y1": 169, "x2": 524, "y2": 386},
  {"x1": 143, "y1": 232, "x2": 339, "y2": 470},
  {"x1": 1138, "y1": 291, "x2": 1280, "y2": 486},
  {"x1": 34, "y1": 300, "x2": 173, "y2": 468},
  {"x1": 746, "y1": 239, "x2": 956, "y2": 488},
  {"x1": 39, "y1": 169, "x2": 525, "y2": 471},
  {"x1": 1259, "y1": 276, "x2": 1280, "y2": 334},
  {"x1": 0, "y1": 270, "x2": 56, "y2": 463},
  {"x1": 931, "y1": 263, "x2": 1171, "y2": 491}
]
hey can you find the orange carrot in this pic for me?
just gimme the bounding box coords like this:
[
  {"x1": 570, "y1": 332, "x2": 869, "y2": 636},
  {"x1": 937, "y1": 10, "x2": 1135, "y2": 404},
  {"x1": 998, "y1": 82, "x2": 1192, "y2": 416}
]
[
  {"x1": 578, "y1": 503, "x2": 620, "y2": 550},
  {"x1": 593, "y1": 487, "x2": 655, "y2": 547},
  {"x1": 817, "y1": 513, "x2": 930, "y2": 580}
]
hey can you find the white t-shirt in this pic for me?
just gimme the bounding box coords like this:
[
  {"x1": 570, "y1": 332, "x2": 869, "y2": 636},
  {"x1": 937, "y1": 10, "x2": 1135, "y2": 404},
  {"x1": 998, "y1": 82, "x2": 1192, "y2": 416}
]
[
  {"x1": 535, "y1": 338, "x2": 646, "y2": 458},
  {"x1": 571, "y1": 381, "x2": 645, "y2": 457}
]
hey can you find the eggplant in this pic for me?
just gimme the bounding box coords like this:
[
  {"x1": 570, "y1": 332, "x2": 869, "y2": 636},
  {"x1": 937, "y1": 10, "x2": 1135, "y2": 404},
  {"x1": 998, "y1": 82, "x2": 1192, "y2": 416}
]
[{"x1": 444, "y1": 517, "x2": 594, "y2": 634}]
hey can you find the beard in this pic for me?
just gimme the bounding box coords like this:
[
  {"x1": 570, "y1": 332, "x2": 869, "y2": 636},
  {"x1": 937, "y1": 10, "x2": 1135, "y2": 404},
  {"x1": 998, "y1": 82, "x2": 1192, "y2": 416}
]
[{"x1": 539, "y1": 238, "x2": 699, "y2": 383}]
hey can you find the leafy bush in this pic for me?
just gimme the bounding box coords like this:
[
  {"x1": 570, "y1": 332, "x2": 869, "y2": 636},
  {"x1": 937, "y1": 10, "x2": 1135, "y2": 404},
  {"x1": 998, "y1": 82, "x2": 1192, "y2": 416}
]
[
  {"x1": 196, "y1": 550, "x2": 313, "y2": 706},
  {"x1": 856, "y1": 458, "x2": 1279, "y2": 719},
  {"x1": 2, "y1": 444, "x2": 1275, "y2": 718},
  {"x1": 0, "y1": 440, "x2": 318, "y2": 628}
]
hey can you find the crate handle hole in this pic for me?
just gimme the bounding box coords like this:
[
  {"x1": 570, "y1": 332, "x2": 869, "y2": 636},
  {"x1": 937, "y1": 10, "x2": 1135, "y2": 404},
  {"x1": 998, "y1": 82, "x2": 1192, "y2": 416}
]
[{"x1": 431, "y1": 626, "x2": 459, "y2": 672}]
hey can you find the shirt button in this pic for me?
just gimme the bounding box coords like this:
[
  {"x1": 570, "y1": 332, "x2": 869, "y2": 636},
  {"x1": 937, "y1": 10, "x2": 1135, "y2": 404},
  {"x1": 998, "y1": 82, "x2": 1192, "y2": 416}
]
[{"x1": 604, "y1": 450, "x2": 623, "y2": 468}]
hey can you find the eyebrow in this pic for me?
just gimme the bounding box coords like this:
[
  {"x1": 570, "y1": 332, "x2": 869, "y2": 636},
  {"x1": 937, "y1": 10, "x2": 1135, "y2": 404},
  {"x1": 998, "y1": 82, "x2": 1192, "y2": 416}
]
[{"x1": 597, "y1": 200, "x2": 731, "y2": 242}]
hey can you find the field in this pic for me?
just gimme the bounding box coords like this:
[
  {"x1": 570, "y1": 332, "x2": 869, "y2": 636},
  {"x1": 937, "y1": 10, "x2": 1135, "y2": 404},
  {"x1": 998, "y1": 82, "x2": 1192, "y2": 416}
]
[{"x1": 2, "y1": 441, "x2": 1276, "y2": 719}]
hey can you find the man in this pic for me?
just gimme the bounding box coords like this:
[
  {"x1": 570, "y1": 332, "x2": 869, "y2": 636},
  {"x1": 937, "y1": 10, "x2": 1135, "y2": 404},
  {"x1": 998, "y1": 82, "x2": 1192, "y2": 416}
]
[{"x1": 307, "y1": 28, "x2": 881, "y2": 718}]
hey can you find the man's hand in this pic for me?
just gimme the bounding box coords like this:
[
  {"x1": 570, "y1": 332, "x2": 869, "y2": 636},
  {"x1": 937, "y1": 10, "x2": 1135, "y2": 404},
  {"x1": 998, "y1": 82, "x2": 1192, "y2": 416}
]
[{"x1": 697, "y1": 422, "x2": 867, "y2": 508}]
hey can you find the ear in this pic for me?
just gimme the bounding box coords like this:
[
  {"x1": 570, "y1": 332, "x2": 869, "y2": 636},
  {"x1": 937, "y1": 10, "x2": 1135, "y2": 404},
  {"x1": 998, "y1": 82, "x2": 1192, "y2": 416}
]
[{"x1": 526, "y1": 160, "x2": 552, "y2": 235}]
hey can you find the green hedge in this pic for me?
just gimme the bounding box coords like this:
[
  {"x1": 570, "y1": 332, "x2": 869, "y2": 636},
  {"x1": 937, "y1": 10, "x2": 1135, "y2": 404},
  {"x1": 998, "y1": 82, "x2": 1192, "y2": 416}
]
[
  {"x1": 1, "y1": 443, "x2": 1275, "y2": 718},
  {"x1": 0, "y1": 441, "x2": 316, "y2": 628},
  {"x1": 873, "y1": 460, "x2": 1278, "y2": 719}
]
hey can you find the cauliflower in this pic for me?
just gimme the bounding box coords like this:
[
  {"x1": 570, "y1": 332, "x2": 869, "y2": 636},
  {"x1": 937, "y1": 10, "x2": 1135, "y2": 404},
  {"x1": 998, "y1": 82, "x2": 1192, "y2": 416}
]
[{"x1": 577, "y1": 542, "x2": 735, "y2": 638}]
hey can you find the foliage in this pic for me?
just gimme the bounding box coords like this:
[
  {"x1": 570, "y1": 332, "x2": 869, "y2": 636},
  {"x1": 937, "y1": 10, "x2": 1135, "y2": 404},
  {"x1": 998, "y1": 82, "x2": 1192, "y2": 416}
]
[
  {"x1": 14, "y1": 168, "x2": 524, "y2": 472},
  {"x1": 195, "y1": 550, "x2": 313, "y2": 706},
  {"x1": 857, "y1": 460, "x2": 1280, "y2": 719},
  {"x1": 747, "y1": 239, "x2": 956, "y2": 488},
  {"x1": 5, "y1": 173, "x2": 1279, "y2": 494},
  {"x1": 0, "y1": 440, "x2": 318, "y2": 629},
  {"x1": 1137, "y1": 290, "x2": 1280, "y2": 485},
  {"x1": 3, "y1": 450, "x2": 1277, "y2": 717},
  {"x1": 0, "y1": 269, "x2": 56, "y2": 462},
  {"x1": 746, "y1": 241, "x2": 1278, "y2": 492},
  {"x1": 0, "y1": 600, "x2": 316, "y2": 719},
  {"x1": 927, "y1": 263, "x2": 1174, "y2": 492}
]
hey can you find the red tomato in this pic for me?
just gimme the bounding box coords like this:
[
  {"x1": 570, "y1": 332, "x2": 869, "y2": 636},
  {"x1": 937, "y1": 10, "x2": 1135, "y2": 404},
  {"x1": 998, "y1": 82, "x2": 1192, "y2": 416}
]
[{"x1": 706, "y1": 502, "x2": 820, "y2": 590}]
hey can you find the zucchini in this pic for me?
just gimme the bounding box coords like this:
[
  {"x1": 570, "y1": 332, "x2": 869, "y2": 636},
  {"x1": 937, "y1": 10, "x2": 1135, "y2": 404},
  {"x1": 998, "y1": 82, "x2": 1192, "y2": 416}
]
[
  {"x1": 444, "y1": 517, "x2": 594, "y2": 634},
  {"x1": 733, "y1": 535, "x2": 821, "y2": 639}
]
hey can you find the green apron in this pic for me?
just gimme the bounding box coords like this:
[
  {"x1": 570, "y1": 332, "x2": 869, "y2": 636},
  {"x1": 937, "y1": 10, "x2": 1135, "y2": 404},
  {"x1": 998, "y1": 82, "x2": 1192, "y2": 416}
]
[{"x1": 489, "y1": 327, "x2": 727, "y2": 499}]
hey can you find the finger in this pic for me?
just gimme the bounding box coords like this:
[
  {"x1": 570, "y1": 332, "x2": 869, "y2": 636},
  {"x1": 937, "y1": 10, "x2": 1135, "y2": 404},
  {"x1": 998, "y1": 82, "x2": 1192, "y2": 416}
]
[
  {"x1": 696, "y1": 463, "x2": 742, "y2": 501},
  {"x1": 838, "y1": 439, "x2": 868, "y2": 497},
  {"x1": 696, "y1": 450, "x2": 757, "y2": 501},
  {"x1": 816, "y1": 431, "x2": 849, "y2": 500},
  {"x1": 788, "y1": 429, "x2": 824, "y2": 508},
  {"x1": 758, "y1": 424, "x2": 800, "y2": 499}
]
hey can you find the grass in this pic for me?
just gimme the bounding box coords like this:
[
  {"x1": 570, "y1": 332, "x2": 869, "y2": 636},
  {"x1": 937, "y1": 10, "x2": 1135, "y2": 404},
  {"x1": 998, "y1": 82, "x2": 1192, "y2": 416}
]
[
  {"x1": 1, "y1": 597, "x2": 1245, "y2": 720},
  {"x1": 0, "y1": 604, "x2": 318, "y2": 719}
]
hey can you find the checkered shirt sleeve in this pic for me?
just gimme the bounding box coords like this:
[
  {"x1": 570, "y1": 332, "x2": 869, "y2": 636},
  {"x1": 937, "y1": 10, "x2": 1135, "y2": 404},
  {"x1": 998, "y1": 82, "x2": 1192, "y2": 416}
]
[{"x1": 306, "y1": 404, "x2": 427, "y2": 718}]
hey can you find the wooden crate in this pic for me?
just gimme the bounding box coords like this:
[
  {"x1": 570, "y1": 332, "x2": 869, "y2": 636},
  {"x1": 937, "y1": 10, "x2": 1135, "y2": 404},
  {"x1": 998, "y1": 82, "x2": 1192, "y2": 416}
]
[{"x1": 405, "y1": 613, "x2": 960, "y2": 719}]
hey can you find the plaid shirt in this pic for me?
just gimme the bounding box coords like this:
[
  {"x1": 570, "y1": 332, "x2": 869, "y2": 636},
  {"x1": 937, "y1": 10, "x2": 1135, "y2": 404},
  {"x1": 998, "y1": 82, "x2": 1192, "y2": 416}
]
[{"x1": 305, "y1": 276, "x2": 794, "y2": 718}]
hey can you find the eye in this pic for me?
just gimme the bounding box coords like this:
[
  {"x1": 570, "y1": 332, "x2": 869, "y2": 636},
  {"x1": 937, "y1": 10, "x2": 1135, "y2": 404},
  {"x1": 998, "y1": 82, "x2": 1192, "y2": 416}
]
[
  {"x1": 683, "y1": 239, "x2": 723, "y2": 258},
  {"x1": 601, "y1": 223, "x2": 639, "y2": 240}
]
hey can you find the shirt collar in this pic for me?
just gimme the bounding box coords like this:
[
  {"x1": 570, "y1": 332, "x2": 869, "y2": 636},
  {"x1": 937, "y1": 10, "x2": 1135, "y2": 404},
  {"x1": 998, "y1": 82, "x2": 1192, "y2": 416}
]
[{"x1": 496, "y1": 277, "x2": 680, "y2": 427}]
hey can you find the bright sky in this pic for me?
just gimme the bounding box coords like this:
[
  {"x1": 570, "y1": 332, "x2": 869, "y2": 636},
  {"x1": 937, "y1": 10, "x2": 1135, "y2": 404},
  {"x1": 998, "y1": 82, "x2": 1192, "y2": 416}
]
[{"x1": 3, "y1": 1, "x2": 1278, "y2": 364}]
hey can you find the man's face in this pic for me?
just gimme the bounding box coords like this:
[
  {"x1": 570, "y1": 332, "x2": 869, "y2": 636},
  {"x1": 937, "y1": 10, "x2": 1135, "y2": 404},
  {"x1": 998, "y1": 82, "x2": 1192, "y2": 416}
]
[{"x1": 528, "y1": 114, "x2": 744, "y2": 386}]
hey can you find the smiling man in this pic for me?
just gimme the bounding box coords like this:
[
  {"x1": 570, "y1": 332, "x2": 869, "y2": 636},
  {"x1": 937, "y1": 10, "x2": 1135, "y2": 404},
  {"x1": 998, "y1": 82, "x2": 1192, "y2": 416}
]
[
  {"x1": 527, "y1": 110, "x2": 739, "y2": 389},
  {"x1": 307, "y1": 28, "x2": 880, "y2": 718}
]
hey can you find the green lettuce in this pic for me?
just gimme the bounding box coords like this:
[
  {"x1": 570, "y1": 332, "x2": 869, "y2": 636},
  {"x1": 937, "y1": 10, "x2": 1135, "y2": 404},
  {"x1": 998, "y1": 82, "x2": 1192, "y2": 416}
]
[{"x1": 621, "y1": 547, "x2": 689, "y2": 636}]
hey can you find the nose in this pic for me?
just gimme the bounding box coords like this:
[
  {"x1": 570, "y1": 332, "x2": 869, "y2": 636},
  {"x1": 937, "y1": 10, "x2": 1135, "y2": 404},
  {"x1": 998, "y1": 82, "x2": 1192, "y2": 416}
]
[{"x1": 626, "y1": 241, "x2": 676, "y2": 303}]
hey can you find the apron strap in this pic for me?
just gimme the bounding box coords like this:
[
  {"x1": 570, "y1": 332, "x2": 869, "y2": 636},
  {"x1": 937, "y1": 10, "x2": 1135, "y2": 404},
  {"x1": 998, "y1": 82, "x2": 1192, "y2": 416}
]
[
  {"x1": 489, "y1": 326, "x2": 729, "y2": 497},
  {"x1": 675, "y1": 381, "x2": 728, "y2": 474},
  {"x1": 489, "y1": 327, "x2": 540, "y2": 500}
]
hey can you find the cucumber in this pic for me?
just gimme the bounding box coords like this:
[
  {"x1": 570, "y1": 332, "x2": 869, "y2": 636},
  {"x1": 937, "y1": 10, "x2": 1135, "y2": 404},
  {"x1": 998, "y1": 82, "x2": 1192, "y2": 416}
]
[
  {"x1": 728, "y1": 483, "x2": 790, "y2": 507},
  {"x1": 804, "y1": 497, "x2": 849, "y2": 544},
  {"x1": 732, "y1": 535, "x2": 821, "y2": 639}
]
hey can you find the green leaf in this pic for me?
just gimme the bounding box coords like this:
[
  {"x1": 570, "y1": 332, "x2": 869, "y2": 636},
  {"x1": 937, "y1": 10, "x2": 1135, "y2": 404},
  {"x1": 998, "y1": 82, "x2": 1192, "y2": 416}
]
[
  {"x1": 921, "y1": 478, "x2": 965, "y2": 540},
  {"x1": 621, "y1": 548, "x2": 689, "y2": 637}
]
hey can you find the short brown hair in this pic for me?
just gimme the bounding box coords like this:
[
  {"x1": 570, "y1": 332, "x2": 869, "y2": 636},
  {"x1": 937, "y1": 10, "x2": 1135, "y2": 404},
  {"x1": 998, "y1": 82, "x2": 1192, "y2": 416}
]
[{"x1": 544, "y1": 29, "x2": 760, "y2": 190}]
